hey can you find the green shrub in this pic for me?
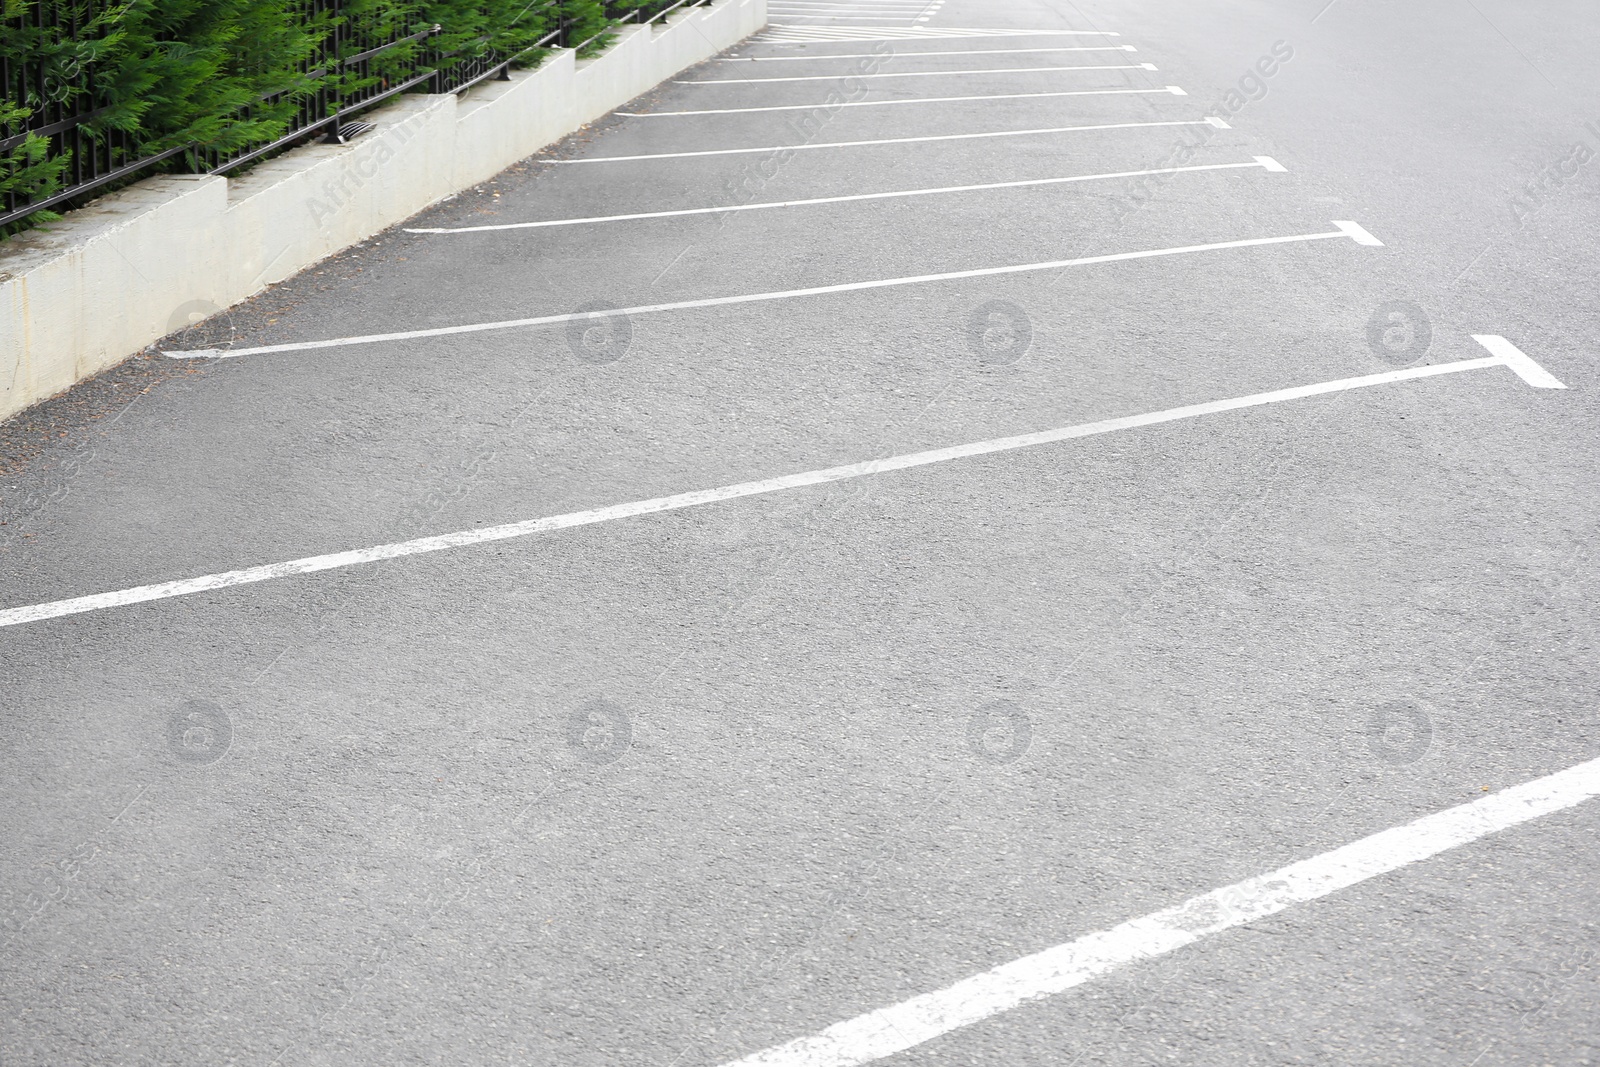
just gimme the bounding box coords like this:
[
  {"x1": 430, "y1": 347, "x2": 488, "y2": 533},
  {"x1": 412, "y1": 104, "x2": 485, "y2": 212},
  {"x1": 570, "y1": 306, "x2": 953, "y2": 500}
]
[
  {"x1": 0, "y1": 110, "x2": 70, "y2": 234},
  {"x1": 1, "y1": 0, "x2": 122, "y2": 233},
  {"x1": 91, "y1": 0, "x2": 326, "y2": 154},
  {"x1": 0, "y1": 0, "x2": 625, "y2": 236}
]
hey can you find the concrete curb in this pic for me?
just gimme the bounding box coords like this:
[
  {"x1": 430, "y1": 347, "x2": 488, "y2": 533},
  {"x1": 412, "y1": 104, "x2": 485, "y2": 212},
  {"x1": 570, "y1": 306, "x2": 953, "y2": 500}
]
[{"x1": 0, "y1": 0, "x2": 766, "y2": 424}]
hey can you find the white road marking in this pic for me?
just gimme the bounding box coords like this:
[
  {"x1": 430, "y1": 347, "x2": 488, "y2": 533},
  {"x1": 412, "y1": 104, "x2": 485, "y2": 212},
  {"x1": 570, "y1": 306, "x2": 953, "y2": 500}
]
[
  {"x1": 754, "y1": 28, "x2": 1121, "y2": 42},
  {"x1": 717, "y1": 754, "x2": 1600, "y2": 1067},
  {"x1": 772, "y1": 4, "x2": 930, "y2": 10},
  {"x1": 1472, "y1": 335, "x2": 1567, "y2": 388},
  {"x1": 165, "y1": 223, "x2": 1375, "y2": 359},
  {"x1": 551, "y1": 118, "x2": 1226, "y2": 164},
  {"x1": 772, "y1": 1, "x2": 933, "y2": 6},
  {"x1": 404, "y1": 159, "x2": 1282, "y2": 233},
  {"x1": 1, "y1": 349, "x2": 1557, "y2": 630},
  {"x1": 1332, "y1": 219, "x2": 1383, "y2": 245},
  {"x1": 677, "y1": 63, "x2": 1155, "y2": 83},
  {"x1": 770, "y1": 5, "x2": 931, "y2": 11},
  {"x1": 717, "y1": 46, "x2": 1138, "y2": 60},
  {"x1": 617, "y1": 86, "x2": 1184, "y2": 118},
  {"x1": 771, "y1": 14, "x2": 937, "y2": 21}
]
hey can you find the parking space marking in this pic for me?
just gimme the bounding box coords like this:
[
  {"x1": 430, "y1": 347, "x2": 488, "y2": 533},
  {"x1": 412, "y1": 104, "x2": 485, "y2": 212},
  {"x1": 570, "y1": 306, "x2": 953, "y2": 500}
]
[
  {"x1": 551, "y1": 118, "x2": 1228, "y2": 164},
  {"x1": 165, "y1": 223, "x2": 1372, "y2": 359},
  {"x1": 769, "y1": 5, "x2": 931, "y2": 10},
  {"x1": 677, "y1": 62, "x2": 1156, "y2": 83},
  {"x1": 620, "y1": 86, "x2": 1185, "y2": 117},
  {"x1": 405, "y1": 159, "x2": 1283, "y2": 233},
  {"x1": 1472, "y1": 335, "x2": 1568, "y2": 388},
  {"x1": 717, "y1": 46, "x2": 1140, "y2": 61},
  {"x1": 772, "y1": 1, "x2": 933, "y2": 6},
  {"x1": 717, "y1": 755, "x2": 1600, "y2": 1067},
  {"x1": 2, "y1": 348, "x2": 1560, "y2": 630},
  {"x1": 770, "y1": 15, "x2": 934, "y2": 22},
  {"x1": 755, "y1": 28, "x2": 1121, "y2": 43},
  {"x1": 620, "y1": 86, "x2": 1184, "y2": 117},
  {"x1": 772, "y1": 5, "x2": 929, "y2": 12}
]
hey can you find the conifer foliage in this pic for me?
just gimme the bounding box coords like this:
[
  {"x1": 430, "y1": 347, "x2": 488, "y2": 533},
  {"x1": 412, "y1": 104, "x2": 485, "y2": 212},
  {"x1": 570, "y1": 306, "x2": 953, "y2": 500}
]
[{"x1": 2, "y1": 0, "x2": 665, "y2": 234}]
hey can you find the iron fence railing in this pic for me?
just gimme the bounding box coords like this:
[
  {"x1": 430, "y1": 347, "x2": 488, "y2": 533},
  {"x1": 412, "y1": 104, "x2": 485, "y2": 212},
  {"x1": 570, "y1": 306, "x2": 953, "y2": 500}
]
[{"x1": 1, "y1": 0, "x2": 715, "y2": 231}]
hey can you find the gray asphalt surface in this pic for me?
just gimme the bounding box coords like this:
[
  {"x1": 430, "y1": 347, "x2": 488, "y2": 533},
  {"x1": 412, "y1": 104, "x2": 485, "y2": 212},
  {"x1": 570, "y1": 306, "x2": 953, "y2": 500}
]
[{"x1": 3, "y1": 0, "x2": 1599, "y2": 1064}]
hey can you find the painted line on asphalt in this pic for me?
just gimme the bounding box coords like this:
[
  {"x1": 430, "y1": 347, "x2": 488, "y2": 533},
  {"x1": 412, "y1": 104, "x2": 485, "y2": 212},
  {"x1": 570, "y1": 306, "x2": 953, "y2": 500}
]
[
  {"x1": 768, "y1": 9, "x2": 929, "y2": 15},
  {"x1": 771, "y1": 1, "x2": 933, "y2": 6},
  {"x1": 677, "y1": 62, "x2": 1156, "y2": 83},
  {"x1": 772, "y1": 4, "x2": 931, "y2": 10},
  {"x1": 754, "y1": 28, "x2": 1121, "y2": 43},
  {"x1": 768, "y1": 6, "x2": 930, "y2": 11},
  {"x1": 550, "y1": 117, "x2": 1229, "y2": 164},
  {"x1": 718, "y1": 46, "x2": 1139, "y2": 60},
  {"x1": 716, "y1": 754, "x2": 1600, "y2": 1067},
  {"x1": 166, "y1": 221, "x2": 1368, "y2": 359},
  {"x1": 770, "y1": 14, "x2": 933, "y2": 20},
  {"x1": 1, "y1": 347, "x2": 1560, "y2": 630},
  {"x1": 770, "y1": 16, "x2": 931, "y2": 22},
  {"x1": 618, "y1": 86, "x2": 1185, "y2": 118},
  {"x1": 405, "y1": 159, "x2": 1283, "y2": 233},
  {"x1": 1472, "y1": 334, "x2": 1567, "y2": 388}
]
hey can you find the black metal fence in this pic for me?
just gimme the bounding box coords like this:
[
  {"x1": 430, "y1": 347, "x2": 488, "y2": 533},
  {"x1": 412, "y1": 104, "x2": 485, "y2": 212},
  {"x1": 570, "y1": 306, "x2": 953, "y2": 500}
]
[{"x1": 0, "y1": 0, "x2": 713, "y2": 232}]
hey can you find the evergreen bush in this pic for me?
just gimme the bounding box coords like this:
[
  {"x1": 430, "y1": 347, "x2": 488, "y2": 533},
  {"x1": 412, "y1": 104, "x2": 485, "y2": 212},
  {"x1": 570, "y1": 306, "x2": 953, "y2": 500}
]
[{"x1": 1, "y1": 0, "x2": 647, "y2": 236}]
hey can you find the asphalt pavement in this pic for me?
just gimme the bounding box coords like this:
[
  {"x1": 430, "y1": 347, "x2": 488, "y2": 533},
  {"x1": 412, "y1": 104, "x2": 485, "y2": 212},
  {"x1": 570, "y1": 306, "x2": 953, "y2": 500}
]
[{"x1": 3, "y1": 0, "x2": 1599, "y2": 1064}]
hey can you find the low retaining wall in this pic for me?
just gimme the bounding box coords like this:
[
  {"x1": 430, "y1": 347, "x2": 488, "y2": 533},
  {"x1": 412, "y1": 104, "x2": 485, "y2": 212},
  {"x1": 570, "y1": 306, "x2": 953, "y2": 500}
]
[{"x1": 0, "y1": 0, "x2": 765, "y2": 424}]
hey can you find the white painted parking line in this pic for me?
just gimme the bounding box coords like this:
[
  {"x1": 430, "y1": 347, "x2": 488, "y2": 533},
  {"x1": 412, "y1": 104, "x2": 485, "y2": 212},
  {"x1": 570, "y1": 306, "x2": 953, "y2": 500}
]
[
  {"x1": 1472, "y1": 335, "x2": 1567, "y2": 388},
  {"x1": 678, "y1": 63, "x2": 1156, "y2": 83},
  {"x1": 165, "y1": 222, "x2": 1369, "y2": 359},
  {"x1": 717, "y1": 46, "x2": 1139, "y2": 60},
  {"x1": 772, "y1": 1, "x2": 933, "y2": 6},
  {"x1": 0, "y1": 348, "x2": 1559, "y2": 630},
  {"x1": 551, "y1": 117, "x2": 1228, "y2": 164},
  {"x1": 1332, "y1": 219, "x2": 1383, "y2": 245},
  {"x1": 771, "y1": 14, "x2": 931, "y2": 21},
  {"x1": 771, "y1": 6, "x2": 933, "y2": 10},
  {"x1": 769, "y1": 5, "x2": 931, "y2": 11},
  {"x1": 755, "y1": 28, "x2": 1121, "y2": 42},
  {"x1": 405, "y1": 159, "x2": 1284, "y2": 233},
  {"x1": 717, "y1": 754, "x2": 1600, "y2": 1067},
  {"x1": 770, "y1": 4, "x2": 934, "y2": 10},
  {"x1": 619, "y1": 87, "x2": 1184, "y2": 118}
]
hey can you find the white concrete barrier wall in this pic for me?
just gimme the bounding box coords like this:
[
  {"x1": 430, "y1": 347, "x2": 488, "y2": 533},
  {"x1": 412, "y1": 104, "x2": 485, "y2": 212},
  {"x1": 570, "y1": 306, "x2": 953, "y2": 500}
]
[{"x1": 0, "y1": 0, "x2": 765, "y2": 423}]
